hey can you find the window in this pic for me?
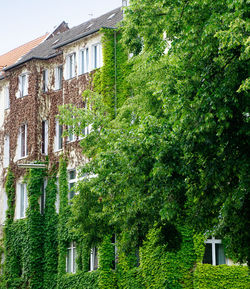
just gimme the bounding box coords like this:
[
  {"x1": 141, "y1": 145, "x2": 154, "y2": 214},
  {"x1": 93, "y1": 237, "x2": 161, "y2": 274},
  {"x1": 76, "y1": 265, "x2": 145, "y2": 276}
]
[
  {"x1": 40, "y1": 179, "x2": 47, "y2": 215},
  {"x1": 4, "y1": 86, "x2": 10, "y2": 109},
  {"x1": 55, "y1": 120, "x2": 63, "y2": 151},
  {"x1": 80, "y1": 124, "x2": 92, "y2": 139},
  {"x1": 68, "y1": 122, "x2": 75, "y2": 142},
  {"x1": 90, "y1": 247, "x2": 98, "y2": 271},
  {"x1": 68, "y1": 170, "x2": 76, "y2": 200},
  {"x1": 17, "y1": 183, "x2": 28, "y2": 219},
  {"x1": 92, "y1": 44, "x2": 101, "y2": 70},
  {"x1": 19, "y1": 124, "x2": 28, "y2": 158},
  {"x1": 18, "y1": 73, "x2": 28, "y2": 97},
  {"x1": 66, "y1": 242, "x2": 76, "y2": 273},
  {"x1": 3, "y1": 135, "x2": 10, "y2": 168},
  {"x1": 203, "y1": 237, "x2": 226, "y2": 265},
  {"x1": 42, "y1": 69, "x2": 48, "y2": 92},
  {"x1": 41, "y1": 120, "x2": 48, "y2": 155},
  {"x1": 79, "y1": 48, "x2": 89, "y2": 74},
  {"x1": 66, "y1": 53, "x2": 76, "y2": 79},
  {"x1": 55, "y1": 65, "x2": 63, "y2": 90}
]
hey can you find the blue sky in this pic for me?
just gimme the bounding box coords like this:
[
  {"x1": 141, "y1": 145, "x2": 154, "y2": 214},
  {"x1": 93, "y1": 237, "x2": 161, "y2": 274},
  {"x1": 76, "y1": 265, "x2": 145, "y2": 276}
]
[{"x1": 0, "y1": 0, "x2": 122, "y2": 55}]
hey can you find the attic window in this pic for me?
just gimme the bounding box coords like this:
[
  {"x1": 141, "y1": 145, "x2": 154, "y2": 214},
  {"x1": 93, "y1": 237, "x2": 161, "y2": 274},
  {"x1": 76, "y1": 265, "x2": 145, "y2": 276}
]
[
  {"x1": 87, "y1": 23, "x2": 93, "y2": 29},
  {"x1": 108, "y1": 13, "x2": 116, "y2": 20}
]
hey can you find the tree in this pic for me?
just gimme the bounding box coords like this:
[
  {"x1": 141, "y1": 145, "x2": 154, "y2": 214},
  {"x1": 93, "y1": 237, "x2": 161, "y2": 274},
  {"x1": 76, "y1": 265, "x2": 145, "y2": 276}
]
[{"x1": 60, "y1": 0, "x2": 249, "y2": 264}]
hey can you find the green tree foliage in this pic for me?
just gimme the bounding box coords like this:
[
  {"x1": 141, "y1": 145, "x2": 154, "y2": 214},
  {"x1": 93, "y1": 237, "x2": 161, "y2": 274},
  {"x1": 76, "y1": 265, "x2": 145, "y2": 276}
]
[{"x1": 60, "y1": 0, "x2": 249, "y2": 265}]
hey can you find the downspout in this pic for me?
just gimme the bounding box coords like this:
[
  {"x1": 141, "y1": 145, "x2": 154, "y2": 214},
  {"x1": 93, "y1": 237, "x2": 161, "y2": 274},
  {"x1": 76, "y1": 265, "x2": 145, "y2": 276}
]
[{"x1": 114, "y1": 30, "x2": 117, "y2": 118}]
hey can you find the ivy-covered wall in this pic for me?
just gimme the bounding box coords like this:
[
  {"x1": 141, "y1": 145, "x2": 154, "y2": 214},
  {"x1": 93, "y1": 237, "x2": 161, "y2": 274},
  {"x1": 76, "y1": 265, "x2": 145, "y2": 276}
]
[
  {"x1": 194, "y1": 264, "x2": 250, "y2": 289},
  {"x1": 93, "y1": 28, "x2": 130, "y2": 118},
  {"x1": 1, "y1": 164, "x2": 249, "y2": 289},
  {"x1": 1, "y1": 28, "x2": 249, "y2": 289}
]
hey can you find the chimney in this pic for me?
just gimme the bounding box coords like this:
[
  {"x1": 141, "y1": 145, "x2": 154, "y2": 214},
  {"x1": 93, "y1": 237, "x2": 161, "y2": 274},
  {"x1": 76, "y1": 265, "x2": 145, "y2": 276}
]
[{"x1": 122, "y1": 0, "x2": 129, "y2": 7}]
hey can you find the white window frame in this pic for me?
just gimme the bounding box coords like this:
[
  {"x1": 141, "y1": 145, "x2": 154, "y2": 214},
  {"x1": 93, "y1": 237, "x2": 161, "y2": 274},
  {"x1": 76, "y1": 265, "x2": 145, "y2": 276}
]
[
  {"x1": 3, "y1": 135, "x2": 10, "y2": 168},
  {"x1": 55, "y1": 65, "x2": 63, "y2": 90},
  {"x1": 41, "y1": 120, "x2": 48, "y2": 155},
  {"x1": 92, "y1": 43, "x2": 102, "y2": 70},
  {"x1": 4, "y1": 86, "x2": 10, "y2": 109},
  {"x1": 90, "y1": 247, "x2": 98, "y2": 271},
  {"x1": 17, "y1": 183, "x2": 28, "y2": 219},
  {"x1": 67, "y1": 118, "x2": 76, "y2": 143},
  {"x1": 19, "y1": 124, "x2": 28, "y2": 159},
  {"x1": 54, "y1": 120, "x2": 63, "y2": 151},
  {"x1": 66, "y1": 242, "x2": 76, "y2": 274},
  {"x1": 79, "y1": 48, "x2": 89, "y2": 75},
  {"x1": 42, "y1": 69, "x2": 48, "y2": 92},
  {"x1": 79, "y1": 124, "x2": 93, "y2": 140},
  {"x1": 204, "y1": 237, "x2": 228, "y2": 265},
  {"x1": 68, "y1": 169, "x2": 77, "y2": 201},
  {"x1": 66, "y1": 53, "x2": 76, "y2": 80},
  {"x1": 18, "y1": 73, "x2": 28, "y2": 98}
]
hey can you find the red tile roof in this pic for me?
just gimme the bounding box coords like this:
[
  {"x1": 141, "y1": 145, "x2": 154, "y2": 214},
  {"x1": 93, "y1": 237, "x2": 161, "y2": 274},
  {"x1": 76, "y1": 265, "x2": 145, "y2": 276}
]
[{"x1": 0, "y1": 33, "x2": 48, "y2": 72}]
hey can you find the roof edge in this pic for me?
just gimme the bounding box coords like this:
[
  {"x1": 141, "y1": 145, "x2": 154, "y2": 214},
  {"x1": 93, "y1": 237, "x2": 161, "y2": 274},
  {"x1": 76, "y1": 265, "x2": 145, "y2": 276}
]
[{"x1": 4, "y1": 52, "x2": 62, "y2": 72}]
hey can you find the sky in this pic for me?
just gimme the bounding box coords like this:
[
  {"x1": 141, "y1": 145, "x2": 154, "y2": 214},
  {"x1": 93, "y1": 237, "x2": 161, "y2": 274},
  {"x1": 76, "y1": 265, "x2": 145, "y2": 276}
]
[{"x1": 0, "y1": 0, "x2": 122, "y2": 55}]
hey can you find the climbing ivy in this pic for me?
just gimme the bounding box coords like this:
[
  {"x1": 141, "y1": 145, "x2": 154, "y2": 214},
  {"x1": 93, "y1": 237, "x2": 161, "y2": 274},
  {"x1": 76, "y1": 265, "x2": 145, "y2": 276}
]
[
  {"x1": 43, "y1": 166, "x2": 58, "y2": 288},
  {"x1": 25, "y1": 167, "x2": 46, "y2": 289},
  {"x1": 57, "y1": 156, "x2": 70, "y2": 277},
  {"x1": 93, "y1": 28, "x2": 130, "y2": 118}
]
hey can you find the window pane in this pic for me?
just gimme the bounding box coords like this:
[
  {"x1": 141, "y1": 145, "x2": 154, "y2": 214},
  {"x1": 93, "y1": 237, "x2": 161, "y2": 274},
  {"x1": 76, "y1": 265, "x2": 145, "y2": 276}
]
[
  {"x1": 67, "y1": 248, "x2": 71, "y2": 273},
  {"x1": 21, "y1": 125, "x2": 26, "y2": 157},
  {"x1": 73, "y1": 247, "x2": 76, "y2": 273},
  {"x1": 94, "y1": 46, "x2": 97, "y2": 68},
  {"x1": 94, "y1": 247, "x2": 98, "y2": 270},
  {"x1": 86, "y1": 48, "x2": 89, "y2": 72},
  {"x1": 58, "y1": 124, "x2": 63, "y2": 149},
  {"x1": 69, "y1": 183, "x2": 75, "y2": 200},
  {"x1": 216, "y1": 244, "x2": 226, "y2": 265},
  {"x1": 69, "y1": 170, "x2": 76, "y2": 180},
  {"x1": 203, "y1": 243, "x2": 212, "y2": 264},
  {"x1": 42, "y1": 121, "x2": 45, "y2": 153},
  {"x1": 58, "y1": 66, "x2": 62, "y2": 89}
]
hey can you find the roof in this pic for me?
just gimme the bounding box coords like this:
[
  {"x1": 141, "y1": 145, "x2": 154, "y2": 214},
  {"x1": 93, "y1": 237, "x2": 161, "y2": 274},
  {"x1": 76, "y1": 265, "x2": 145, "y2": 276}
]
[
  {"x1": 5, "y1": 7, "x2": 123, "y2": 71},
  {"x1": 0, "y1": 34, "x2": 49, "y2": 72}
]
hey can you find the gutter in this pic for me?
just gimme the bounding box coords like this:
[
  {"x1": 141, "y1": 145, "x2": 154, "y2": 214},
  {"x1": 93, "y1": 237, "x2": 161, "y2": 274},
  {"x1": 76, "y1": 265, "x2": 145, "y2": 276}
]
[
  {"x1": 4, "y1": 52, "x2": 62, "y2": 72},
  {"x1": 53, "y1": 26, "x2": 117, "y2": 49},
  {"x1": 4, "y1": 26, "x2": 119, "y2": 72}
]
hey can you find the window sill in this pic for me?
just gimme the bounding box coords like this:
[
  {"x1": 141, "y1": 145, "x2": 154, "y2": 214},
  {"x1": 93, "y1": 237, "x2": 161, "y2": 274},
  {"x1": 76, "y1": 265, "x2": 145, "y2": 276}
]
[
  {"x1": 16, "y1": 94, "x2": 28, "y2": 99},
  {"x1": 17, "y1": 216, "x2": 26, "y2": 220},
  {"x1": 65, "y1": 76, "x2": 76, "y2": 81},
  {"x1": 54, "y1": 148, "x2": 63, "y2": 153},
  {"x1": 18, "y1": 155, "x2": 28, "y2": 160}
]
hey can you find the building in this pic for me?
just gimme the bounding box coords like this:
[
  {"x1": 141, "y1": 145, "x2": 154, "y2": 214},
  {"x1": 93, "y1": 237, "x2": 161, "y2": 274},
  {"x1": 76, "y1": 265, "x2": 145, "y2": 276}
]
[{"x1": 0, "y1": 3, "x2": 248, "y2": 289}]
